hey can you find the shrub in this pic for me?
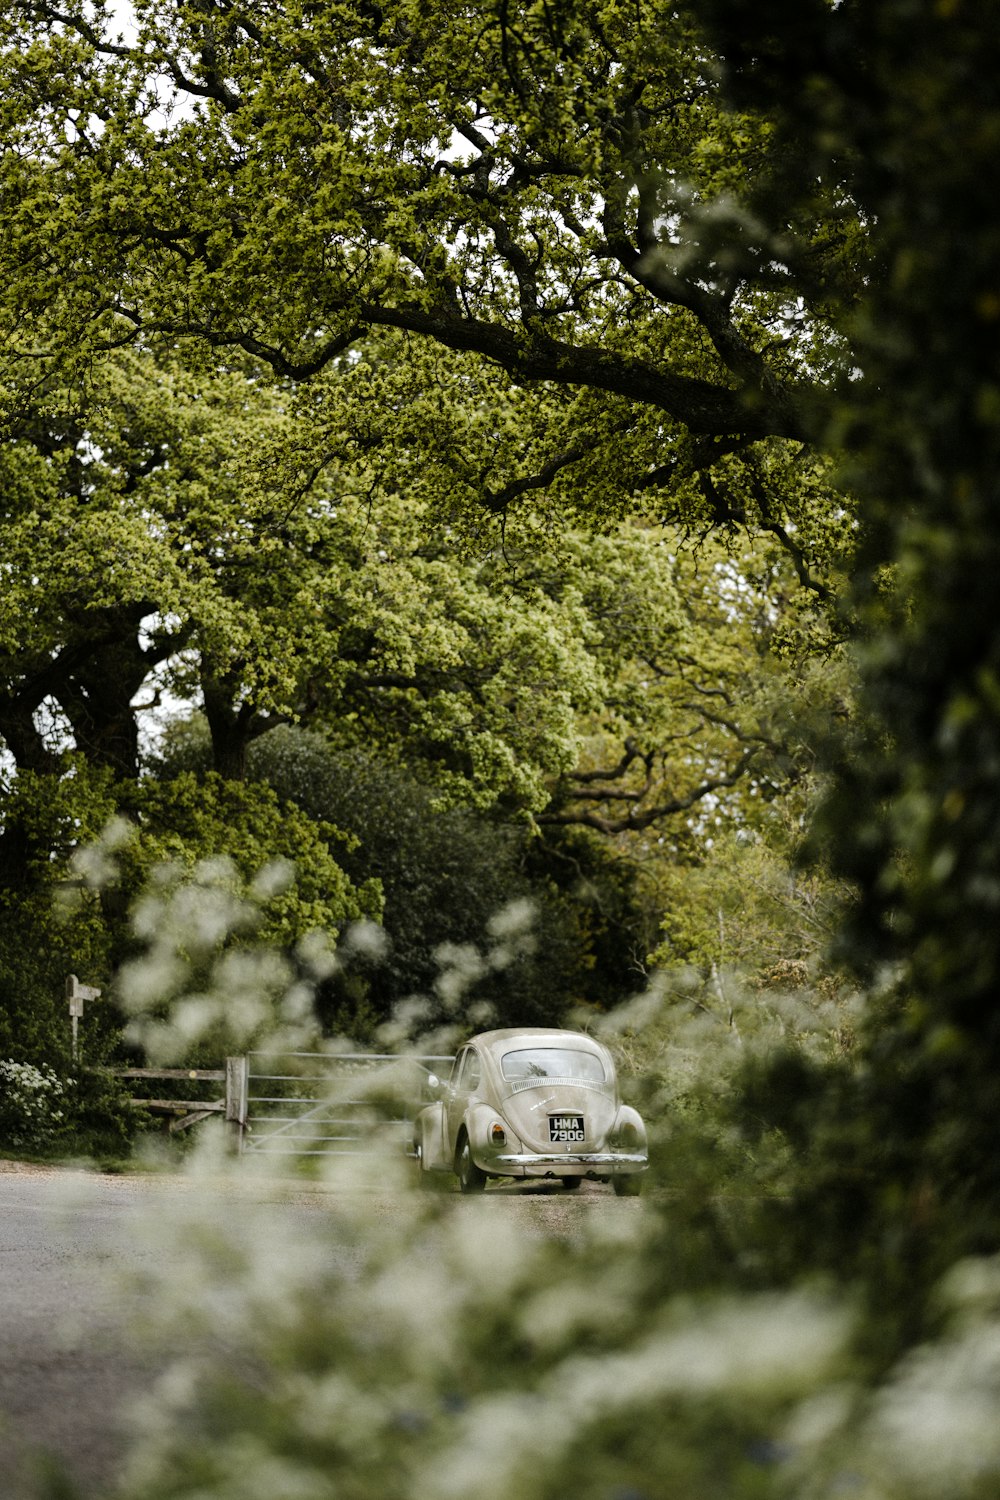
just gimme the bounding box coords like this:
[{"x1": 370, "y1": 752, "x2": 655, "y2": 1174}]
[{"x1": 0, "y1": 1059, "x2": 69, "y2": 1150}]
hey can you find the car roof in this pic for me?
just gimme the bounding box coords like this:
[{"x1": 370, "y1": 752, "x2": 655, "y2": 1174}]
[{"x1": 469, "y1": 1028, "x2": 610, "y2": 1058}]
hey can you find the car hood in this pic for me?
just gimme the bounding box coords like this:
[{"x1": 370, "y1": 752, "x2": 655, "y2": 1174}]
[{"x1": 498, "y1": 1081, "x2": 617, "y2": 1151}]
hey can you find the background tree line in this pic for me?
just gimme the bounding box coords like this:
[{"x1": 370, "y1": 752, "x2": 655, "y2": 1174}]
[{"x1": 0, "y1": 211, "x2": 844, "y2": 1078}]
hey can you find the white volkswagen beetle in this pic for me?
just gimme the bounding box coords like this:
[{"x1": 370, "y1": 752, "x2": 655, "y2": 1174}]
[{"x1": 413, "y1": 1027, "x2": 648, "y2": 1194}]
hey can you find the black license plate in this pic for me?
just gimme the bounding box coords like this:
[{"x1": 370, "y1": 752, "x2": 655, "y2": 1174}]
[{"x1": 549, "y1": 1114, "x2": 585, "y2": 1143}]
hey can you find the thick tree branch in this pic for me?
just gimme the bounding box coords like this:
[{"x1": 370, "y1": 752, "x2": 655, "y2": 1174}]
[
  {"x1": 538, "y1": 748, "x2": 759, "y2": 835},
  {"x1": 358, "y1": 300, "x2": 811, "y2": 440}
]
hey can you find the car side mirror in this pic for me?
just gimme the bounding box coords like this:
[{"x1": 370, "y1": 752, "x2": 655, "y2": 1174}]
[{"x1": 424, "y1": 1072, "x2": 443, "y2": 1101}]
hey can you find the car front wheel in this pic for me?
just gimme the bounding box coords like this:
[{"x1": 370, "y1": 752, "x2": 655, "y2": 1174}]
[{"x1": 456, "y1": 1135, "x2": 487, "y2": 1194}]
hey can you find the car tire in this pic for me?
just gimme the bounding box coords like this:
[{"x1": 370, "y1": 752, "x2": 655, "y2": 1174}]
[
  {"x1": 413, "y1": 1144, "x2": 445, "y2": 1191},
  {"x1": 563, "y1": 1176, "x2": 583, "y2": 1190},
  {"x1": 613, "y1": 1174, "x2": 643, "y2": 1197},
  {"x1": 456, "y1": 1134, "x2": 487, "y2": 1193}
]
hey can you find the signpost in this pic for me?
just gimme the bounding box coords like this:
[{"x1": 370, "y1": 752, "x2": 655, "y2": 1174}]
[{"x1": 66, "y1": 974, "x2": 101, "y2": 1062}]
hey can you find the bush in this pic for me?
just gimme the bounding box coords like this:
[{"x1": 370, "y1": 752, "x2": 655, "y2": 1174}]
[
  {"x1": 247, "y1": 729, "x2": 652, "y2": 1031},
  {"x1": 63, "y1": 1068, "x2": 140, "y2": 1159},
  {"x1": 0, "y1": 1059, "x2": 69, "y2": 1150}
]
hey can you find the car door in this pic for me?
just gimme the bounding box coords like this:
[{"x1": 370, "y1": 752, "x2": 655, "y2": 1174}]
[{"x1": 445, "y1": 1046, "x2": 482, "y2": 1157}]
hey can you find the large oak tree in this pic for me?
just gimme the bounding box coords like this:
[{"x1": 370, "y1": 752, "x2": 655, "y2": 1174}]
[
  {"x1": 0, "y1": 0, "x2": 855, "y2": 888},
  {"x1": 1, "y1": 342, "x2": 828, "y2": 841}
]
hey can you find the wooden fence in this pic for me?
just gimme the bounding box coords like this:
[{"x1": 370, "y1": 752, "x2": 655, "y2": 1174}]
[
  {"x1": 114, "y1": 1052, "x2": 452, "y2": 1157},
  {"x1": 114, "y1": 1060, "x2": 246, "y2": 1138}
]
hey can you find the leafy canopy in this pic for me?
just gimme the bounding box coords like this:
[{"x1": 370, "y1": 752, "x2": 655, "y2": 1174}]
[{"x1": 0, "y1": 0, "x2": 860, "y2": 556}]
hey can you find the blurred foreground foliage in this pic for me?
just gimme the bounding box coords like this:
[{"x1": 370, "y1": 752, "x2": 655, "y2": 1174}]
[
  {"x1": 35, "y1": 868, "x2": 994, "y2": 1500},
  {"x1": 699, "y1": 0, "x2": 1000, "y2": 1325}
]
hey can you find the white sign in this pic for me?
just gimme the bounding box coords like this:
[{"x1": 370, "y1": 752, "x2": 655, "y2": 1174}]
[{"x1": 66, "y1": 975, "x2": 101, "y2": 1015}]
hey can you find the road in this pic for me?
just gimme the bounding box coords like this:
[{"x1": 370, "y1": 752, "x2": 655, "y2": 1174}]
[
  {"x1": 0, "y1": 1162, "x2": 154, "y2": 1497},
  {"x1": 0, "y1": 1159, "x2": 629, "y2": 1498},
  {"x1": 0, "y1": 1161, "x2": 327, "y2": 1497}
]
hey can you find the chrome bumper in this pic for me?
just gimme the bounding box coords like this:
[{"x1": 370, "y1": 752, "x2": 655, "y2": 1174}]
[{"x1": 494, "y1": 1151, "x2": 647, "y2": 1170}]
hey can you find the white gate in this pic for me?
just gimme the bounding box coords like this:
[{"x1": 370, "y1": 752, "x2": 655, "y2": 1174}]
[{"x1": 235, "y1": 1051, "x2": 454, "y2": 1159}]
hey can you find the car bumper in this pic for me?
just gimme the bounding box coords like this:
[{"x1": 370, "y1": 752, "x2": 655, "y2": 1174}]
[{"x1": 493, "y1": 1151, "x2": 647, "y2": 1174}]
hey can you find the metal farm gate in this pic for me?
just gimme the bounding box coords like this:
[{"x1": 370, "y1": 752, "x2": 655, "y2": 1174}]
[{"x1": 234, "y1": 1050, "x2": 454, "y2": 1159}]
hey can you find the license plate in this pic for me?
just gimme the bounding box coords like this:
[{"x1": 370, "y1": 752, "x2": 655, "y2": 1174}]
[{"x1": 549, "y1": 1114, "x2": 585, "y2": 1143}]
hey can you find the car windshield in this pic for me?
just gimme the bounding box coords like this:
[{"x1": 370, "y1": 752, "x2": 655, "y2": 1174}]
[{"x1": 500, "y1": 1047, "x2": 607, "y2": 1083}]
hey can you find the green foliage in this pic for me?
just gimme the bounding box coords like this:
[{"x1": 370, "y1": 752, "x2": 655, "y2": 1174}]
[
  {"x1": 651, "y1": 793, "x2": 852, "y2": 979},
  {"x1": 0, "y1": 1048, "x2": 137, "y2": 1168},
  {"x1": 244, "y1": 727, "x2": 653, "y2": 1034},
  {"x1": 61, "y1": 1067, "x2": 139, "y2": 1160},
  {"x1": 690, "y1": 0, "x2": 1000, "y2": 1301},
  {"x1": 114, "y1": 855, "x2": 336, "y2": 1065},
  {"x1": 112, "y1": 773, "x2": 381, "y2": 946},
  {"x1": 0, "y1": 883, "x2": 114, "y2": 1068},
  {"x1": 68, "y1": 778, "x2": 380, "y2": 1063},
  {"x1": 0, "y1": 0, "x2": 857, "y2": 555},
  {"x1": 0, "y1": 1059, "x2": 68, "y2": 1150},
  {"x1": 1, "y1": 339, "x2": 799, "y2": 828},
  {"x1": 0, "y1": 757, "x2": 373, "y2": 1072}
]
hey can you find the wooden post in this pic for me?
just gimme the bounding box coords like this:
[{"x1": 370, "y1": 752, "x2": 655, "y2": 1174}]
[
  {"x1": 225, "y1": 1055, "x2": 249, "y2": 1153},
  {"x1": 66, "y1": 975, "x2": 101, "y2": 1064}
]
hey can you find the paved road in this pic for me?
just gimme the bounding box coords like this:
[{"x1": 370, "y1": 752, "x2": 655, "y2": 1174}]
[
  {"x1": 0, "y1": 1160, "x2": 629, "y2": 1498},
  {"x1": 0, "y1": 1162, "x2": 344, "y2": 1497},
  {"x1": 0, "y1": 1164, "x2": 147, "y2": 1496}
]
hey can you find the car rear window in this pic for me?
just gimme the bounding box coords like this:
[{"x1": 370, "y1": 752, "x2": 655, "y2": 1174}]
[{"x1": 500, "y1": 1047, "x2": 607, "y2": 1083}]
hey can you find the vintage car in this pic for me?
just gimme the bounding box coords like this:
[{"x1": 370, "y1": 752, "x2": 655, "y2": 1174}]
[{"x1": 413, "y1": 1027, "x2": 648, "y2": 1194}]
